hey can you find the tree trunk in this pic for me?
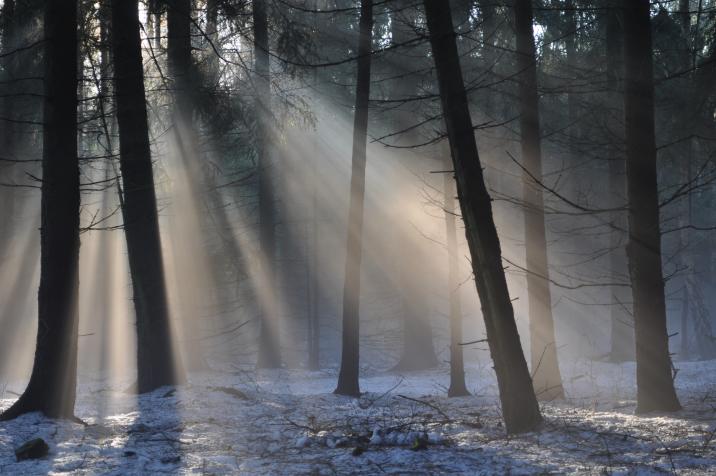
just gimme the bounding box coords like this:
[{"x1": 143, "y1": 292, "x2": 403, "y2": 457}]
[
  {"x1": 1, "y1": 0, "x2": 80, "y2": 421},
  {"x1": 167, "y1": 0, "x2": 193, "y2": 119},
  {"x1": 334, "y1": 0, "x2": 373, "y2": 397},
  {"x1": 252, "y1": 0, "x2": 282, "y2": 369},
  {"x1": 112, "y1": 0, "x2": 184, "y2": 393},
  {"x1": 423, "y1": 0, "x2": 542, "y2": 434},
  {"x1": 605, "y1": 2, "x2": 634, "y2": 362},
  {"x1": 622, "y1": 0, "x2": 681, "y2": 413},
  {"x1": 513, "y1": 0, "x2": 564, "y2": 401},
  {"x1": 444, "y1": 154, "x2": 470, "y2": 397},
  {"x1": 166, "y1": 0, "x2": 213, "y2": 371},
  {"x1": 0, "y1": 0, "x2": 17, "y2": 255},
  {"x1": 307, "y1": 190, "x2": 320, "y2": 370}
]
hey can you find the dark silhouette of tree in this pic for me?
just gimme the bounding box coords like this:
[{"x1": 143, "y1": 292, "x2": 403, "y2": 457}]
[
  {"x1": 423, "y1": 0, "x2": 542, "y2": 434},
  {"x1": 1, "y1": 0, "x2": 80, "y2": 421},
  {"x1": 622, "y1": 0, "x2": 681, "y2": 413},
  {"x1": 335, "y1": 0, "x2": 373, "y2": 398},
  {"x1": 112, "y1": 0, "x2": 184, "y2": 393}
]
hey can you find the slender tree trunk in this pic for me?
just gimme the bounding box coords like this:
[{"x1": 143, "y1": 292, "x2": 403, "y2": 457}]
[
  {"x1": 334, "y1": 0, "x2": 373, "y2": 397},
  {"x1": 423, "y1": 0, "x2": 542, "y2": 434},
  {"x1": 167, "y1": 0, "x2": 192, "y2": 118},
  {"x1": 1, "y1": 0, "x2": 79, "y2": 421},
  {"x1": 622, "y1": 0, "x2": 681, "y2": 413},
  {"x1": 167, "y1": 0, "x2": 219, "y2": 371},
  {"x1": 307, "y1": 190, "x2": 320, "y2": 370},
  {"x1": 565, "y1": 0, "x2": 578, "y2": 137},
  {"x1": 605, "y1": 3, "x2": 634, "y2": 362},
  {"x1": 252, "y1": 0, "x2": 282, "y2": 369},
  {"x1": 112, "y1": 0, "x2": 184, "y2": 393},
  {"x1": 513, "y1": 0, "x2": 564, "y2": 401},
  {"x1": 444, "y1": 154, "x2": 469, "y2": 397}
]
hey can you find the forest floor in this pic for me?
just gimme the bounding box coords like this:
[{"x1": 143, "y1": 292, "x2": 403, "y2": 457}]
[{"x1": 1, "y1": 358, "x2": 716, "y2": 474}]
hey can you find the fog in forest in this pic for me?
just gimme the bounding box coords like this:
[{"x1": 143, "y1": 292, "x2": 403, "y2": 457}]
[{"x1": 1, "y1": 0, "x2": 715, "y2": 473}]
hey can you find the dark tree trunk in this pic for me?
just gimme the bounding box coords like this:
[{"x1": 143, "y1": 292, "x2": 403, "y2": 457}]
[
  {"x1": 605, "y1": 2, "x2": 634, "y2": 362},
  {"x1": 622, "y1": 0, "x2": 681, "y2": 413},
  {"x1": 513, "y1": 0, "x2": 564, "y2": 401},
  {"x1": 167, "y1": 0, "x2": 193, "y2": 119},
  {"x1": 334, "y1": 0, "x2": 373, "y2": 397},
  {"x1": 1, "y1": 0, "x2": 79, "y2": 421},
  {"x1": 444, "y1": 154, "x2": 470, "y2": 397},
  {"x1": 423, "y1": 0, "x2": 542, "y2": 434},
  {"x1": 112, "y1": 0, "x2": 184, "y2": 393},
  {"x1": 252, "y1": 0, "x2": 282, "y2": 369}
]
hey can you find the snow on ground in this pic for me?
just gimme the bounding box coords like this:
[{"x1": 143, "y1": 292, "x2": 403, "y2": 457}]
[{"x1": 1, "y1": 359, "x2": 716, "y2": 474}]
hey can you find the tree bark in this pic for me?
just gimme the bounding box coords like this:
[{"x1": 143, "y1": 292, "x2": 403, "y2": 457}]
[
  {"x1": 513, "y1": 0, "x2": 564, "y2": 401},
  {"x1": 112, "y1": 0, "x2": 184, "y2": 393},
  {"x1": 423, "y1": 0, "x2": 542, "y2": 434},
  {"x1": 622, "y1": 0, "x2": 681, "y2": 413},
  {"x1": 1, "y1": 0, "x2": 80, "y2": 421},
  {"x1": 334, "y1": 0, "x2": 373, "y2": 397}
]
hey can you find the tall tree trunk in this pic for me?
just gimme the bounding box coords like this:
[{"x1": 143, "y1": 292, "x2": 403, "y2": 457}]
[
  {"x1": 423, "y1": 0, "x2": 542, "y2": 434},
  {"x1": 388, "y1": 2, "x2": 439, "y2": 369},
  {"x1": 605, "y1": 2, "x2": 634, "y2": 362},
  {"x1": 165, "y1": 0, "x2": 213, "y2": 371},
  {"x1": 307, "y1": 190, "x2": 320, "y2": 370},
  {"x1": 622, "y1": 0, "x2": 681, "y2": 413},
  {"x1": 0, "y1": 0, "x2": 17, "y2": 255},
  {"x1": 167, "y1": 0, "x2": 193, "y2": 119},
  {"x1": 112, "y1": 0, "x2": 184, "y2": 393},
  {"x1": 513, "y1": 0, "x2": 564, "y2": 401},
  {"x1": 334, "y1": 0, "x2": 373, "y2": 397},
  {"x1": 444, "y1": 154, "x2": 469, "y2": 397},
  {"x1": 252, "y1": 0, "x2": 282, "y2": 369},
  {"x1": 1, "y1": 0, "x2": 79, "y2": 421}
]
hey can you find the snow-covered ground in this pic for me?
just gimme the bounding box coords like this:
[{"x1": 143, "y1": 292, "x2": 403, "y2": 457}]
[{"x1": 1, "y1": 359, "x2": 716, "y2": 474}]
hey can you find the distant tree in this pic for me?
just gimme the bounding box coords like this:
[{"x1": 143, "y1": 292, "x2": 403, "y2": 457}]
[
  {"x1": 604, "y1": 1, "x2": 634, "y2": 363},
  {"x1": 387, "y1": 1, "x2": 439, "y2": 372},
  {"x1": 335, "y1": 0, "x2": 373, "y2": 397},
  {"x1": 112, "y1": 0, "x2": 184, "y2": 393},
  {"x1": 392, "y1": 238, "x2": 439, "y2": 371},
  {"x1": 252, "y1": 0, "x2": 282, "y2": 369},
  {"x1": 1, "y1": 0, "x2": 80, "y2": 420},
  {"x1": 622, "y1": 0, "x2": 681, "y2": 413},
  {"x1": 423, "y1": 0, "x2": 542, "y2": 434},
  {"x1": 443, "y1": 153, "x2": 470, "y2": 398},
  {"x1": 513, "y1": 0, "x2": 565, "y2": 401}
]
